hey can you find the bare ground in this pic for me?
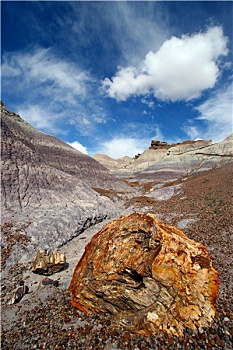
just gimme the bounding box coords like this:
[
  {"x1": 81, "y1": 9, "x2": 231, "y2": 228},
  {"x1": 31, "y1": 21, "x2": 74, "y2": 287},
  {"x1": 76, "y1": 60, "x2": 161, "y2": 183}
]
[{"x1": 1, "y1": 162, "x2": 233, "y2": 349}]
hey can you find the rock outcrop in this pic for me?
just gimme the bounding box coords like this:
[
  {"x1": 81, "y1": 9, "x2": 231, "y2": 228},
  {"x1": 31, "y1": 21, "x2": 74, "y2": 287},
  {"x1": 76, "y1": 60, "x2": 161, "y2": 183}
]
[
  {"x1": 32, "y1": 250, "x2": 66, "y2": 275},
  {"x1": 149, "y1": 140, "x2": 169, "y2": 149},
  {"x1": 149, "y1": 139, "x2": 211, "y2": 151},
  {"x1": 69, "y1": 213, "x2": 219, "y2": 336},
  {"x1": 93, "y1": 136, "x2": 232, "y2": 179},
  {"x1": 139, "y1": 135, "x2": 233, "y2": 180}
]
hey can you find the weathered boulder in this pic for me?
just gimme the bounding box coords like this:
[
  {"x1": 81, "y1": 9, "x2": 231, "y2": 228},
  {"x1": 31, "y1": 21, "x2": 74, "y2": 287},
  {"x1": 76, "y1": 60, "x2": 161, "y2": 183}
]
[
  {"x1": 69, "y1": 213, "x2": 219, "y2": 336},
  {"x1": 32, "y1": 250, "x2": 66, "y2": 275}
]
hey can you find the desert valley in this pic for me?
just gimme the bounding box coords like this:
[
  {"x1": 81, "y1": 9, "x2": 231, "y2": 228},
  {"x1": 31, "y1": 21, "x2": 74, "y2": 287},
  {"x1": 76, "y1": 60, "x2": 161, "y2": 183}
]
[{"x1": 1, "y1": 102, "x2": 233, "y2": 349}]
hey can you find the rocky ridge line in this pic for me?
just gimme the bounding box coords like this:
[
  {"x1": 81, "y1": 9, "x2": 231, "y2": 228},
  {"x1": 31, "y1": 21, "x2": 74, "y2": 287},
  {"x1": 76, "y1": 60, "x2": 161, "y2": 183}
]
[{"x1": 93, "y1": 134, "x2": 233, "y2": 178}]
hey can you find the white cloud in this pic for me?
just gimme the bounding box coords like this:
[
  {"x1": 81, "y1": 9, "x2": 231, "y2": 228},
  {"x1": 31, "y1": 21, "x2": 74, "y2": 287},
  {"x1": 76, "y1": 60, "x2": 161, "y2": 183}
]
[
  {"x1": 102, "y1": 26, "x2": 229, "y2": 102},
  {"x1": 196, "y1": 84, "x2": 232, "y2": 125},
  {"x1": 16, "y1": 104, "x2": 65, "y2": 135},
  {"x1": 70, "y1": 2, "x2": 169, "y2": 68},
  {"x1": 183, "y1": 84, "x2": 232, "y2": 142},
  {"x1": 2, "y1": 48, "x2": 90, "y2": 101},
  {"x1": 182, "y1": 122, "x2": 203, "y2": 141},
  {"x1": 1, "y1": 47, "x2": 109, "y2": 137},
  {"x1": 195, "y1": 84, "x2": 233, "y2": 142},
  {"x1": 141, "y1": 98, "x2": 154, "y2": 108},
  {"x1": 97, "y1": 137, "x2": 147, "y2": 159},
  {"x1": 93, "y1": 115, "x2": 107, "y2": 124},
  {"x1": 94, "y1": 125, "x2": 163, "y2": 158},
  {"x1": 67, "y1": 141, "x2": 88, "y2": 155},
  {"x1": 82, "y1": 117, "x2": 91, "y2": 126}
]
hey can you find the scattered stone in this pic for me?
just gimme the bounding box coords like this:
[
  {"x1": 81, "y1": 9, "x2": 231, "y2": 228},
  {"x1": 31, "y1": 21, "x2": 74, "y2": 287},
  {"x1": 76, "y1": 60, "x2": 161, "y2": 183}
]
[
  {"x1": 32, "y1": 250, "x2": 66, "y2": 275},
  {"x1": 38, "y1": 277, "x2": 59, "y2": 288},
  {"x1": 69, "y1": 213, "x2": 219, "y2": 336},
  {"x1": 9, "y1": 280, "x2": 29, "y2": 304}
]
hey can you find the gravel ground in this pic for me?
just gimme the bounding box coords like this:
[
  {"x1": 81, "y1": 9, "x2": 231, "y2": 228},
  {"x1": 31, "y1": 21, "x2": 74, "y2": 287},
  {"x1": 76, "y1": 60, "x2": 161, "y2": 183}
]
[{"x1": 1, "y1": 162, "x2": 233, "y2": 349}]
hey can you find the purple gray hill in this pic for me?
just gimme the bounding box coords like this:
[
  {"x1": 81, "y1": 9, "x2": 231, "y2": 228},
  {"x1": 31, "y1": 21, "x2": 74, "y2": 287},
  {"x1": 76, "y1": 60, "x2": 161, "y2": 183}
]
[{"x1": 1, "y1": 102, "x2": 130, "y2": 265}]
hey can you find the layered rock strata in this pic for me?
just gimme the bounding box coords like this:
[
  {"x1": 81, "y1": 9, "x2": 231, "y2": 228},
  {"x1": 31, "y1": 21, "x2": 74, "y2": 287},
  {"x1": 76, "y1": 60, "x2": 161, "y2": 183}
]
[
  {"x1": 1, "y1": 102, "x2": 129, "y2": 262},
  {"x1": 1, "y1": 101, "x2": 128, "y2": 210},
  {"x1": 69, "y1": 213, "x2": 219, "y2": 336},
  {"x1": 93, "y1": 136, "x2": 232, "y2": 178}
]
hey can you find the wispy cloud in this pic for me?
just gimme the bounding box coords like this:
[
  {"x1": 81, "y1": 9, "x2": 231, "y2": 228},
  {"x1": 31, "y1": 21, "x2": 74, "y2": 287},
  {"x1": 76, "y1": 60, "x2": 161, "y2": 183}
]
[
  {"x1": 196, "y1": 84, "x2": 232, "y2": 142},
  {"x1": 2, "y1": 47, "x2": 90, "y2": 101},
  {"x1": 1, "y1": 47, "x2": 108, "y2": 137},
  {"x1": 102, "y1": 26, "x2": 229, "y2": 102},
  {"x1": 141, "y1": 98, "x2": 155, "y2": 108},
  {"x1": 70, "y1": 2, "x2": 169, "y2": 68},
  {"x1": 16, "y1": 104, "x2": 65, "y2": 135},
  {"x1": 183, "y1": 83, "x2": 232, "y2": 142}
]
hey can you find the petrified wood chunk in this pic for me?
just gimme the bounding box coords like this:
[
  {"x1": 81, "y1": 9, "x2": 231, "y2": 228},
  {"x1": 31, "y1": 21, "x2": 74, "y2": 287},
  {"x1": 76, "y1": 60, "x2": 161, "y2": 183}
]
[
  {"x1": 32, "y1": 250, "x2": 66, "y2": 275},
  {"x1": 69, "y1": 213, "x2": 219, "y2": 336},
  {"x1": 38, "y1": 277, "x2": 59, "y2": 288}
]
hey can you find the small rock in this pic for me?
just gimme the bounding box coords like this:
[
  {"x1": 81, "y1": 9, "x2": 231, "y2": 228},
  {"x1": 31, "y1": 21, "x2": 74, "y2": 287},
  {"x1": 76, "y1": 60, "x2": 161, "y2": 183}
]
[
  {"x1": 223, "y1": 317, "x2": 230, "y2": 322},
  {"x1": 215, "y1": 335, "x2": 225, "y2": 347},
  {"x1": 38, "y1": 277, "x2": 59, "y2": 288},
  {"x1": 9, "y1": 280, "x2": 29, "y2": 304},
  {"x1": 32, "y1": 250, "x2": 66, "y2": 275}
]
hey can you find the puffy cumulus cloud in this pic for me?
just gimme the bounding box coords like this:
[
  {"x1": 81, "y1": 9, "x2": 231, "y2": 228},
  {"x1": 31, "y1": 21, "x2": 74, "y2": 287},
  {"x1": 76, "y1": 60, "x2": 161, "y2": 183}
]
[
  {"x1": 95, "y1": 128, "x2": 163, "y2": 158},
  {"x1": 67, "y1": 141, "x2": 88, "y2": 155},
  {"x1": 102, "y1": 26, "x2": 229, "y2": 102},
  {"x1": 99, "y1": 137, "x2": 147, "y2": 159},
  {"x1": 101, "y1": 66, "x2": 150, "y2": 101},
  {"x1": 183, "y1": 84, "x2": 232, "y2": 142}
]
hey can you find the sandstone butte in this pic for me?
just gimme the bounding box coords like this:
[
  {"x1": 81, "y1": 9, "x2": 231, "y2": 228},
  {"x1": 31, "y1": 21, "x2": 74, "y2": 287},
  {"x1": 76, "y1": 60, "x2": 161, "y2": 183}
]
[{"x1": 69, "y1": 213, "x2": 219, "y2": 337}]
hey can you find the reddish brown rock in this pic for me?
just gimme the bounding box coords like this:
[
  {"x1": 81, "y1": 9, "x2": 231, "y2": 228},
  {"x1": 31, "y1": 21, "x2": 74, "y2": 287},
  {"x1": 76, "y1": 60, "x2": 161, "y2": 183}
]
[{"x1": 69, "y1": 213, "x2": 219, "y2": 336}]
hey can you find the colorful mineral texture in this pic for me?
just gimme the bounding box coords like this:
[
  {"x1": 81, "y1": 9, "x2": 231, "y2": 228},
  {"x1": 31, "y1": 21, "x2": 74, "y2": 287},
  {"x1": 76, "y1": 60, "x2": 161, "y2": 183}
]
[{"x1": 69, "y1": 213, "x2": 219, "y2": 336}]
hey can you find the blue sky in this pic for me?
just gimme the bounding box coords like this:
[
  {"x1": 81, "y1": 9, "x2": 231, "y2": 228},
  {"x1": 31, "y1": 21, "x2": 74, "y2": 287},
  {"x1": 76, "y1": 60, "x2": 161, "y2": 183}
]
[{"x1": 1, "y1": 1, "x2": 232, "y2": 158}]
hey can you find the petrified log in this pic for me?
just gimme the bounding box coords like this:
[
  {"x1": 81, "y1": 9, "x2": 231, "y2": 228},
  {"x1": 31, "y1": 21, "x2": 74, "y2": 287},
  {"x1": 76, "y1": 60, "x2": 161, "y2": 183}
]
[
  {"x1": 69, "y1": 213, "x2": 219, "y2": 336},
  {"x1": 32, "y1": 250, "x2": 66, "y2": 275}
]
